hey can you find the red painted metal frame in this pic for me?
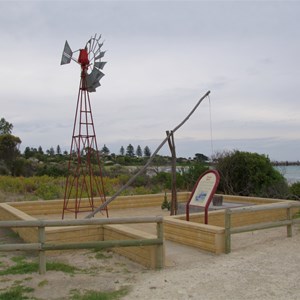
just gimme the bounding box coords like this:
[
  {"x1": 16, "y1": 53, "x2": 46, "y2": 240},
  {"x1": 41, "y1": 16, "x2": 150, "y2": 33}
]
[
  {"x1": 186, "y1": 170, "x2": 220, "y2": 224},
  {"x1": 62, "y1": 53, "x2": 108, "y2": 219}
]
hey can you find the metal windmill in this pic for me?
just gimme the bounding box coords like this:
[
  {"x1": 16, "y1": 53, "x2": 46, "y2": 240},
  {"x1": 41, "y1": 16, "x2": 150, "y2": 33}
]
[{"x1": 60, "y1": 34, "x2": 108, "y2": 219}]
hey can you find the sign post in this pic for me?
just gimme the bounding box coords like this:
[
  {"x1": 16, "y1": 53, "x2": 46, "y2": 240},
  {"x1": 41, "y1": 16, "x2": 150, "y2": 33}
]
[{"x1": 186, "y1": 170, "x2": 220, "y2": 224}]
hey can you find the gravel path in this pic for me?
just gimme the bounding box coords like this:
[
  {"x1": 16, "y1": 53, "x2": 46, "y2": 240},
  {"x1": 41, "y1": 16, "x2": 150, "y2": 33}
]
[{"x1": 123, "y1": 225, "x2": 300, "y2": 300}]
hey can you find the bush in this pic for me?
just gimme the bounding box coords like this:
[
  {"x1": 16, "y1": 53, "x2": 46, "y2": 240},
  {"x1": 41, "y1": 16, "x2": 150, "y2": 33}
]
[
  {"x1": 289, "y1": 182, "x2": 300, "y2": 200},
  {"x1": 181, "y1": 162, "x2": 209, "y2": 190},
  {"x1": 215, "y1": 150, "x2": 289, "y2": 198}
]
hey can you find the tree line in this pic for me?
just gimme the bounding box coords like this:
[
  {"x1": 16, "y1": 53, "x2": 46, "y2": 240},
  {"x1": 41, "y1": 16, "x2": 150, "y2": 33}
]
[
  {"x1": 0, "y1": 117, "x2": 203, "y2": 177},
  {"x1": 2, "y1": 117, "x2": 300, "y2": 200}
]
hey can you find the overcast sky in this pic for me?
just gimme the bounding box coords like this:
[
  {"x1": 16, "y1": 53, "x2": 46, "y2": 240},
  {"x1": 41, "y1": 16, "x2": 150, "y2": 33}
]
[{"x1": 1, "y1": 0, "x2": 299, "y2": 161}]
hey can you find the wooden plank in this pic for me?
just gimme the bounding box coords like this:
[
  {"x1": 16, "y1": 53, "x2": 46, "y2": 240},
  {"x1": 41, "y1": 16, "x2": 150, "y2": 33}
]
[
  {"x1": 230, "y1": 219, "x2": 293, "y2": 234},
  {"x1": 228, "y1": 202, "x2": 300, "y2": 214},
  {"x1": 0, "y1": 216, "x2": 163, "y2": 228}
]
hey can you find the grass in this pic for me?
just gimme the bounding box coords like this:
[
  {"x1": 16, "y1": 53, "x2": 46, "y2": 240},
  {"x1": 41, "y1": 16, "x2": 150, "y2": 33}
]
[
  {"x1": 0, "y1": 256, "x2": 79, "y2": 275},
  {"x1": 38, "y1": 279, "x2": 48, "y2": 287},
  {"x1": 70, "y1": 286, "x2": 130, "y2": 300},
  {"x1": 0, "y1": 285, "x2": 34, "y2": 300},
  {"x1": 93, "y1": 250, "x2": 113, "y2": 260}
]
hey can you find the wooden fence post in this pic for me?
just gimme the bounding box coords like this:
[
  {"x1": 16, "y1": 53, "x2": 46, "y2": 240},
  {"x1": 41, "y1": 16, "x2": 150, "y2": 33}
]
[
  {"x1": 286, "y1": 206, "x2": 292, "y2": 237},
  {"x1": 225, "y1": 208, "x2": 231, "y2": 254},
  {"x1": 38, "y1": 226, "x2": 46, "y2": 275},
  {"x1": 156, "y1": 221, "x2": 164, "y2": 269}
]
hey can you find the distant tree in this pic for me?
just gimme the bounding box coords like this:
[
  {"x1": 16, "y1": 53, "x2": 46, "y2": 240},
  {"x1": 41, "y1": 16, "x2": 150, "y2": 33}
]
[
  {"x1": 143, "y1": 146, "x2": 151, "y2": 157},
  {"x1": 101, "y1": 144, "x2": 110, "y2": 155},
  {"x1": 24, "y1": 146, "x2": 32, "y2": 159},
  {"x1": 46, "y1": 147, "x2": 55, "y2": 156},
  {"x1": 0, "y1": 134, "x2": 21, "y2": 175},
  {"x1": 38, "y1": 146, "x2": 44, "y2": 155},
  {"x1": 0, "y1": 118, "x2": 22, "y2": 175},
  {"x1": 120, "y1": 146, "x2": 125, "y2": 156},
  {"x1": 0, "y1": 118, "x2": 13, "y2": 135},
  {"x1": 136, "y1": 145, "x2": 142, "y2": 157},
  {"x1": 126, "y1": 144, "x2": 135, "y2": 157},
  {"x1": 56, "y1": 145, "x2": 61, "y2": 155},
  {"x1": 194, "y1": 153, "x2": 209, "y2": 162}
]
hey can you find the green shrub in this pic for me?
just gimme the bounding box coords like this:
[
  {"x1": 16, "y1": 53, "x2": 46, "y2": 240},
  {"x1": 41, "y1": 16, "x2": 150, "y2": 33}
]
[
  {"x1": 289, "y1": 182, "x2": 300, "y2": 200},
  {"x1": 215, "y1": 150, "x2": 289, "y2": 198}
]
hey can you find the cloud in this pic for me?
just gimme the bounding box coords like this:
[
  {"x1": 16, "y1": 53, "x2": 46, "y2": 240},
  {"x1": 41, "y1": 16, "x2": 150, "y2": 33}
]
[{"x1": 0, "y1": 1, "x2": 299, "y2": 162}]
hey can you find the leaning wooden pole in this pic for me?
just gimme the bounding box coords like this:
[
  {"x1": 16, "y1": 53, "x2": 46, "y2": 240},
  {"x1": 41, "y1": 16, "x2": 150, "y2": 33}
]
[
  {"x1": 85, "y1": 90, "x2": 211, "y2": 218},
  {"x1": 166, "y1": 130, "x2": 177, "y2": 215}
]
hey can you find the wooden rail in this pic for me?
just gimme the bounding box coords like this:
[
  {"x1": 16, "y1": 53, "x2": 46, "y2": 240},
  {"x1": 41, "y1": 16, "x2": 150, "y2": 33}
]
[
  {"x1": 225, "y1": 202, "x2": 300, "y2": 253},
  {"x1": 0, "y1": 216, "x2": 164, "y2": 274}
]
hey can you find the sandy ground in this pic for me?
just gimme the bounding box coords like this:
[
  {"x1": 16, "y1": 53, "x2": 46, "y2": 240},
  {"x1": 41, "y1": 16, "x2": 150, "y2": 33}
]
[{"x1": 0, "y1": 209, "x2": 300, "y2": 299}]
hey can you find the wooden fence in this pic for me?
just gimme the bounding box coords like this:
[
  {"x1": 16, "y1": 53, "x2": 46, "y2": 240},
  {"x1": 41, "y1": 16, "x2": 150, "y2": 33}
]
[
  {"x1": 0, "y1": 216, "x2": 164, "y2": 274},
  {"x1": 225, "y1": 202, "x2": 300, "y2": 253}
]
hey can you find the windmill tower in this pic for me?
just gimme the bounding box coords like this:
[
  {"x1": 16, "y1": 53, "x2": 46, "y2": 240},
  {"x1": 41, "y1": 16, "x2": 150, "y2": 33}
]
[{"x1": 60, "y1": 34, "x2": 108, "y2": 219}]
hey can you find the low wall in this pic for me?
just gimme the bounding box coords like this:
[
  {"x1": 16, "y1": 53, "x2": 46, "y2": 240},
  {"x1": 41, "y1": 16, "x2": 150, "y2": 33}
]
[
  {"x1": 164, "y1": 216, "x2": 225, "y2": 254},
  {"x1": 104, "y1": 224, "x2": 163, "y2": 269},
  {"x1": 165, "y1": 197, "x2": 299, "y2": 253},
  {"x1": 1, "y1": 193, "x2": 299, "y2": 257},
  {"x1": 7, "y1": 192, "x2": 190, "y2": 216},
  {"x1": 0, "y1": 200, "x2": 165, "y2": 269}
]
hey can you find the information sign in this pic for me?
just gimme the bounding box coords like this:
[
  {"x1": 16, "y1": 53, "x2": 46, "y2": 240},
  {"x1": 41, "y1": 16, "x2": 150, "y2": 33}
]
[{"x1": 186, "y1": 170, "x2": 220, "y2": 224}]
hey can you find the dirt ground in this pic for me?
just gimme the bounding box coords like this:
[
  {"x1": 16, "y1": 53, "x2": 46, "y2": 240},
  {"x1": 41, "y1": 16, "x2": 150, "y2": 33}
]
[{"x1": 0, "y1": 210, "x2": 300, "y2": 299}]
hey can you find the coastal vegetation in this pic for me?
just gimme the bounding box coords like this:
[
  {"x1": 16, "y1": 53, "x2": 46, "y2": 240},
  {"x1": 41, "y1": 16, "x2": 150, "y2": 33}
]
[{"x1": 0, "y1": 117, "x2": 300, "y2": 202}]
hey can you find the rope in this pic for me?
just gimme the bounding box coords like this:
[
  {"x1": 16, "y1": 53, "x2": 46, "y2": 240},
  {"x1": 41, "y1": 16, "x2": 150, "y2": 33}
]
[{"x1": 208, "y1": 94, "x2": 214, "y2": 159}]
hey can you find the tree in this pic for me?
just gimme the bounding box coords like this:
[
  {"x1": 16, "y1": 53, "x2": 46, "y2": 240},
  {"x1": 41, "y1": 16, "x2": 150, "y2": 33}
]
[
  {"x1": 56, "y1": 145, "x2": 61, "y2": 155},
  {"x1": 136, "y1": 145, "x2": 142, "y2": 157},
  {"x1": 144, "y1": 146, "x2": 151, "y2": 157},
  {"x1": 101, "y1": 144, "x2": 110, "y2": 155},
  {"x1": 126, "y1": 144, "x2": 135, "y2": 157},
  {"x1": 46, "y1": 147, "x2": 55, "y2": 156},
  {"x1": 0, "y1": 118, "x2": 13, "y2": 135},
  {"x1": 24, "y1": 146, "x2": 32, "y2": 159},
  {"x1": 194, "y1": 153, "x2": 209, "y2": 162},
  {"x1": 215, "y1": 150, "x2": 288, "y2": 198},
  {"x1": 38, "y1": 146, "x2": 44, "y2": 155},
  {"x1": 0, "y1": 134, "x2": 21, "y2": 175},
  {"x1": 120, "y1": 146, "x2": 125, "y2": 156}
]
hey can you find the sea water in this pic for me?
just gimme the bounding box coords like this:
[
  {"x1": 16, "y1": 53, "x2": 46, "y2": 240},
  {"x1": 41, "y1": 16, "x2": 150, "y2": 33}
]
[{"x1": 274, "y1": 165, "x2": 300, "y2": 184}]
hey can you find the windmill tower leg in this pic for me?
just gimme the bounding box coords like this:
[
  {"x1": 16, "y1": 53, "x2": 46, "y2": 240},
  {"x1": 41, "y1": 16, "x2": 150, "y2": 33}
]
[{"x1": 62, "y1": 76, "x2": 108, "y2": 219}]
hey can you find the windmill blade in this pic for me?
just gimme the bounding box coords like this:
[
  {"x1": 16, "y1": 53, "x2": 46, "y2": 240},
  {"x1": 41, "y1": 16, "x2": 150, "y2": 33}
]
[
  {"x1": 90, "y1": 34, "x2": 98, "y2": 54},
  {"x1": 94, "y1": 51, "x2": 105, "y2": 61},
  {"x1": 60, "y1": 40, "x2": 73, "y2": 65},
  {"x1": 94, "y1": 61, "x2": 106, "y2": 70},
  {"x1": 87, "y1": 81, "x2": 101, "y2": 92},
  {"x1": 90, "y1": 67, "x2": 105, "y2": 81},
  {"x1": 86, "y1": 67, "x2": 105, "y2": 91}
]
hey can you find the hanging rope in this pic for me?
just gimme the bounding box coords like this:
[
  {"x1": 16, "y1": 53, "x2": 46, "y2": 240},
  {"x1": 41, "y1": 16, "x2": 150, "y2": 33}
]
[{"x1": 208, "y1": 94, "x2": 214, "y2": 159}]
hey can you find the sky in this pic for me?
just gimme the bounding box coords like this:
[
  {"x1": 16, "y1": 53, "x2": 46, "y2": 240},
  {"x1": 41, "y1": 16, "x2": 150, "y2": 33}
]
[{"x1": 1, "y1": 0, "x2": 300, "y2": 162}]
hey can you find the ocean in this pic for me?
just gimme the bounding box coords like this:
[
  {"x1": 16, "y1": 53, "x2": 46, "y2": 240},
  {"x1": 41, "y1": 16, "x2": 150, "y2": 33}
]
[{"x1": 274, "y1": 165, "x2": 300, "y2": 184}]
